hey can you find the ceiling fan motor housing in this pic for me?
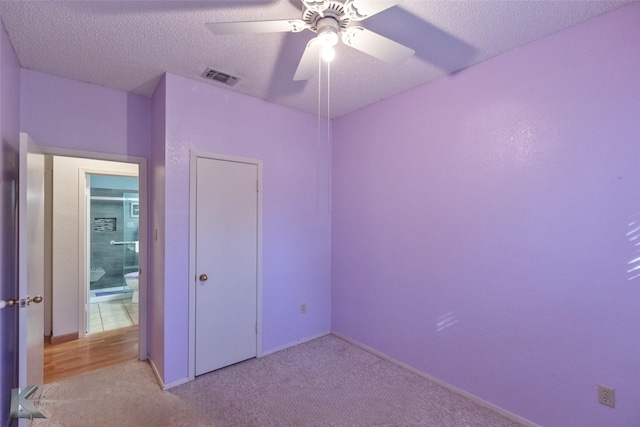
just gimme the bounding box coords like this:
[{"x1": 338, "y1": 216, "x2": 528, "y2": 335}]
[
  {"x1": 302, "y1": 1, "x2": 351, "y2": 33},
  {"x1": 316, "y1": 18, "x2": 340, "y2": 46}
]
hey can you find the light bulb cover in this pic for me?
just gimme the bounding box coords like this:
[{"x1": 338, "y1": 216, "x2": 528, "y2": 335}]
[
  {"x1": 322, "y1": 46, "x2": 335, "y2": 62},
  {"x1": 317, "y1": 30, "x2": 338, "y2": 47}
]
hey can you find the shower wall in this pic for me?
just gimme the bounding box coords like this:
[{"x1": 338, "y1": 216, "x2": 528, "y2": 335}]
[{"x1": 90, "y1": 187, "x2": 139, "y2": 291}]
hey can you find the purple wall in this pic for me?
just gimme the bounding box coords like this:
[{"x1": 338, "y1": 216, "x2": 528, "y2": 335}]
[
  {"x1": 0, "y1": 19, "x2": 21, "y2": 425},
  {"x1": 161, "y1": 73, "x2": 331, "y2": 384},
  {"x1": 20, "y1": 69, "x2": 151, "y2": 158},
  {"x1": 332, "y1": 3, "x2": 640, "y2": 426}
]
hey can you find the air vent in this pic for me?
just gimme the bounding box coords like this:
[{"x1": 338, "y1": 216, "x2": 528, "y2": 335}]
[{"x1": 201, "y1": 67, "x2": 240, "y2": 86}]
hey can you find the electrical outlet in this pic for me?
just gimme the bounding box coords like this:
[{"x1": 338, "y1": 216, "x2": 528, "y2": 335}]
[
  {"x1": 598, "y1": 385, "x2": 615, "y2": 408},
  {"x1": 300, "y1": 303, "x2": 307, "y2": 314}
]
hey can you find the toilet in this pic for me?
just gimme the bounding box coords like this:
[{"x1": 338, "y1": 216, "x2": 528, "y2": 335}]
[{"x1": 124, "y1": 271, "x2": 139, "y2": 303}]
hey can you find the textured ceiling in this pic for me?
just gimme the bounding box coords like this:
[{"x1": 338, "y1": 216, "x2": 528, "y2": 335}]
[{"x1": 0, "y1": 1, "x2": 631, "y2": 117}]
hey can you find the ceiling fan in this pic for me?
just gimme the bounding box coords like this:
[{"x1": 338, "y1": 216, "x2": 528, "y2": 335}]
[{"x1": 206, "y1": 0, "x2": 415, "y2": 81}]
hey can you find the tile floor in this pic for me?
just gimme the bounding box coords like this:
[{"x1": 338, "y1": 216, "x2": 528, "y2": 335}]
[{"x1": 89, "y1": 298, "x2": 138, "y2": 334}]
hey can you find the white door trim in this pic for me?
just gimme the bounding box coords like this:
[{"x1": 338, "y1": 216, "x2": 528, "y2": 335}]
[
  {"x1": 188, "y1": 151, "x2": 263, "y2": 381},
  {"x1": 42, "y1": 146, "x2": 148, "y2": 361}
]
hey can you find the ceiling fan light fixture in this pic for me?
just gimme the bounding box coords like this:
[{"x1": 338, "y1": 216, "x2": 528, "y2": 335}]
[
  {"x1": 321, "y1": 46, "x2": 336, "y2": 62},
  {"x1": 316, "y1": 17, "x2": 340, "y2": 47},
  {"x1": 317, "y1": 30, "x2": 338, "y2": 47}
]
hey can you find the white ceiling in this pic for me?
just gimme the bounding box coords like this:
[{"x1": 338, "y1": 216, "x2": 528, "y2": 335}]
[{"x1": 0, "y1": 1, "x2": 631, "y2": 118}]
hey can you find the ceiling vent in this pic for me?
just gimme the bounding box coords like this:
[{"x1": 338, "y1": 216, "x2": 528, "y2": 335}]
[{"x1": 201, "y1": 67, "x2": 240, "y2": 86}]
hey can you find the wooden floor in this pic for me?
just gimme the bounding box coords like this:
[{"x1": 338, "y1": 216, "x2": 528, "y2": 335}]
[{"x1": 44, "y1": 325, "x2": 139, "y2": 384}]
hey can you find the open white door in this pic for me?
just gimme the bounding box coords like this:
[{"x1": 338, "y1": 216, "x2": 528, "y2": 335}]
[{"x1": 17, "y1": 132, "x2": 45, "y2": 401}]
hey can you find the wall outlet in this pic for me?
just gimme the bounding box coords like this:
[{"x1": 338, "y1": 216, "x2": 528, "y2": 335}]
[
  {"x1": 598, "y1": 385, "x2": 615, "y2": 408},
  {"x1": 300, "y1": 303, "x2": 307, "y2": 314}
]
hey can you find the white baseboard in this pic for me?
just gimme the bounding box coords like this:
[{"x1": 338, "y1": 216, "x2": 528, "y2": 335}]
[
  {"x1": 163, "y1": 376, "x2": 191, "y2": 390},
  {"x1": 147, "y1": 358, "x2": 190, "y2": 391},
  {"x1": 148, "y1": 358, "x2": 165, "y2": 389},
  {"x1": 259, "y1": 331, "x2": 331, "y2": 358},
  {"x1": 331, "y1": 332, "x2": 540, "y2": 427}
]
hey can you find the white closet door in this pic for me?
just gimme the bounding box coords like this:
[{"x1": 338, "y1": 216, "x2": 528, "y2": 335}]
[{"x1": 195, "y1": 157, "x2": 258, "y2": 375}]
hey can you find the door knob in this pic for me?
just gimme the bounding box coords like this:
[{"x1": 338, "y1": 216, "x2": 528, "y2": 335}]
[
  {"x1": 0, "y1": 296, "x2": 42, "y2": 309},
  {"x1": 27, "y1": 295, "x2": 44, "y2": 304},
  {"x1": 199, "y1": 274, "x2": 208, "y2": 282},
  {"x1": 0, "y1": 299, "x2": 18, "y2": 309}
]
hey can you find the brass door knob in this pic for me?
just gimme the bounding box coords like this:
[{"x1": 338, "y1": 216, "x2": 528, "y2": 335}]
[
  {"x1": 27, "y1": 295, "x2": 44, "y2": 305},
  {"x1": 199, "y1": 274, "x2": 208, "y2": 282},
  {"x1": 0, "y1": 299, "x2": 18, "y2": 309}
]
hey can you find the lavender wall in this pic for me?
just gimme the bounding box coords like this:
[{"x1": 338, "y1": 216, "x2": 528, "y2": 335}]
[
  {"x1": 20, "y1": 69, "x2": 151, "y2": 158},
  {"x1": 161, "y1": 73, "x2": 331, "y2": 384},
  {"x1": 0, "y1": 20, "x2": 21, "y2": 425},
  {"x1": 332, "y1": 3, "x2": 640, "y2": 426}
]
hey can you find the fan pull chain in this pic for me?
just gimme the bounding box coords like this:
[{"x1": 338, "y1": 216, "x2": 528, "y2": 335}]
[
  {"x1": 326, "y1": 60, "x2": 331, "y2": 213},
  {"x1": 316, "y1": 51, "x2": 323, "y2": 212},
  {"x1": 327, "y1": 60, "x2": 331, "y2": 138},
  {"x1": 317, "y1": 51, "x2": 322, "y2": 142},
  {"x1": 315, "y1": 56, "x2": 332, "y2": 213}
]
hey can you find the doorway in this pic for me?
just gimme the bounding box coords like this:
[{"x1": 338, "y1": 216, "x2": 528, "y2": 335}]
[
  {"x1": 43, "y1": 152, "x2": 147, "y2": 382},
  {"x1": 85, "y1": 173, "x2": 140, "y2": 334}
]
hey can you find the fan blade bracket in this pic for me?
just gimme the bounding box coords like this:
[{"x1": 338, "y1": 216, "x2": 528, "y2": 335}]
[
  {"x1": 344, "y1": 0, "x2": 405, "y2": 21},
  {"x1": 342, "y1": 26, "x2": 414, "y2": 64},
  {"x1": 289, "y1": 20, "x2": 308, "y2": 33}
]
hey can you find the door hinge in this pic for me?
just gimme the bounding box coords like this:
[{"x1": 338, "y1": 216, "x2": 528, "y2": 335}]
[
  {"x1": 255, "y1": 322, "x2": 258, "y2": 333},
  {"x1": 256, "y1": 181, "x2": 259, "y2": 193}
]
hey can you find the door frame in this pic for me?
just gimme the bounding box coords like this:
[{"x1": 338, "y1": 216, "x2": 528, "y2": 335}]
[
  {"x1": 188, "y1": 151, "x2": 263, "y2": 381},
  {"x1": 44, "y1": 146, "x2": 148, "y2": 361}
]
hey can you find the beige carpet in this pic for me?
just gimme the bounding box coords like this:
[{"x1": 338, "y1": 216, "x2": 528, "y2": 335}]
[{"x1": 33, "y1": 335, "x2": 525, "y2": 426}]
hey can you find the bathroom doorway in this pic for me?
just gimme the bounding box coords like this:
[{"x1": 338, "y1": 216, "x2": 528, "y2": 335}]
[
  {"x1": 48, "y1": 156, "x2": 139, "y2": 339},
  {"x1": 86, "y1": 173, "x2": 140, "y2": 334},
  {"x1": 44, "y1": 152, "x2": 147, "y2": 383}
]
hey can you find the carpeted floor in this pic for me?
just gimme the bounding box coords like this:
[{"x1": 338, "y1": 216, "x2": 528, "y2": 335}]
[{"x1": 33, "y1": 335, "x2": 525, "y2": 427}]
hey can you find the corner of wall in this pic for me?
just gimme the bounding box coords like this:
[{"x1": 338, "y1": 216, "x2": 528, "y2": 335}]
[{"x1": 148, "y1": 72, "x2": 167, "y2": 382}]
